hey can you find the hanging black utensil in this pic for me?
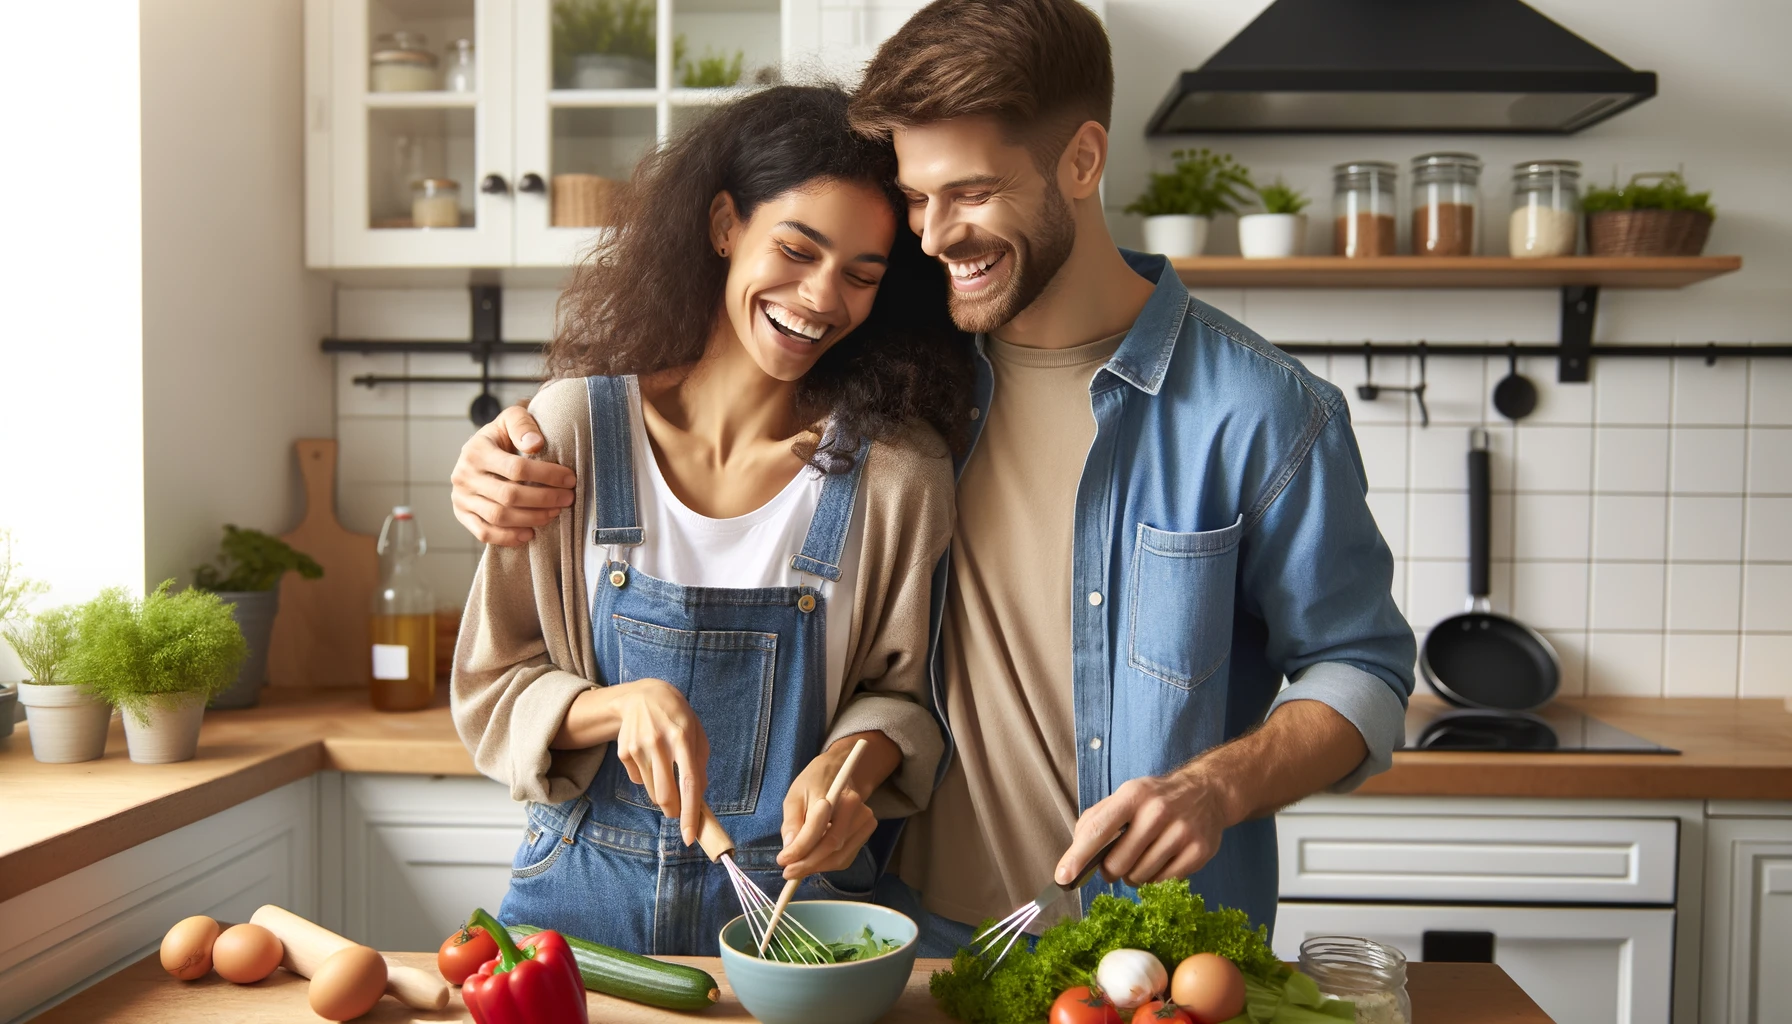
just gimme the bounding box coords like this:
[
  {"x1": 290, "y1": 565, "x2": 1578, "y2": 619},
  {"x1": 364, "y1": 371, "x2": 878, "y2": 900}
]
[
  {"x1": 1420, "y1": 428, "x2": 1560, "y2": 710},
  {"x1": 1492, "y1": 344, "x2": 1538, "y2": 421},
  {"x1": 469, "y1": 346, "x2": 503, "y2": 426}
]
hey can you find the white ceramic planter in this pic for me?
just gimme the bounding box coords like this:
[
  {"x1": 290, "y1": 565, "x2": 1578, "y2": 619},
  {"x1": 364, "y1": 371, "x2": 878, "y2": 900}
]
[
  {"x1": 121, "y1": 693, "x2": 207, "y2": 764},
  {"x1": 1239, "y1": 213, "x2": 1308, "y2": 259},
  {"x1": 1142, "y1": 215, "x2": 1210, "y2": 258},
  {"x1": 17, "y1": 681, "x2": 113, "y2": 763}
]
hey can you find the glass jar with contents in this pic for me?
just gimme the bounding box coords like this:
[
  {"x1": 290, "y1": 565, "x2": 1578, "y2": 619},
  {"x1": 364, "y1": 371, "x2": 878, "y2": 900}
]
[
  {"x1": 1411, "y1": 152, "x2": 1482, "y2": 256},
  {"x1": 371, "y1": 507, "x2": 436, "y2": 712},
  {"x1": 1298, "y1": 936, "x2": 1411, "y2": 1024},
  {"x1": 1333, "y1": 162, "x2": 1398, "y2": 258},
  {"x1": 411, "y1": 178, "x2": 461, "y2": 228},
  {"x1": 370, "y1": 31, "x2": 437, "y2": 92},
  {"x1": 443, "y1": 38, "x2": 476, "y2": 93},
  {"x1": 1509, "y1": 160, "x2": 1580, "y2": 258}
]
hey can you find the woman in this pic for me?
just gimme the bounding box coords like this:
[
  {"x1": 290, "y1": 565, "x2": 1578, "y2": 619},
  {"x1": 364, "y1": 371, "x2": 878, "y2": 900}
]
[{"x1": 451, "y1": 85, "x2": 971, "y2": 956}]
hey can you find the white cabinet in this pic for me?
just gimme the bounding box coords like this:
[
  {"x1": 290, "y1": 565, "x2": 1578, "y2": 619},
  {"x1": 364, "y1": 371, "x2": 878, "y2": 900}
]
[
  {"x1": 1702, "y1": 802, "x2": 1792, "y2": 1024},
  {"x1": 320, "y1": 772, "x2": 526, "y2": 952},
  {"x1": 0, "y1": 779, "x2": 317, "y2": 1023},
  {"x1": 1273, "y1": 902, "x2": 1675, "y2": 1024}
]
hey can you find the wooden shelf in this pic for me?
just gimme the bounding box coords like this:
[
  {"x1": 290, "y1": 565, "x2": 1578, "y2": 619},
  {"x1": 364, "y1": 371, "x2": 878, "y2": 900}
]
[
  {"x1": 1171, "y1": 255, "x2": 1742, "y2": 289},
  {"x1": 363, "y1": 91, "x2": 478, "y2": 109}
]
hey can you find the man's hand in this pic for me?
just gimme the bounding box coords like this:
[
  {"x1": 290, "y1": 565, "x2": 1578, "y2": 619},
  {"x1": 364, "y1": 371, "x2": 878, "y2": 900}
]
[
  {"x1": 450, "y1": 404, "x2": 577, "y2": 546},
  {"x1": 1055, "y1": 767, "x2": 1238, "y2": 888}
]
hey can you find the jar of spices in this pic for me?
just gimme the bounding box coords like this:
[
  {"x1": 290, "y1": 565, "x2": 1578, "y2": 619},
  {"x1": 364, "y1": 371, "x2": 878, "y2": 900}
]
[
  {"x1": 1333, "y1": 161, "x2": 1398, "y2": 258},
  {"x1": 1298, "y1": 936, "x2": 1411, "y2": 1024},
  {"x1": 1509, "y1": 160, "x2": 1580, "y2": 258},
  {"x1": 1411, "y1": 152, "x2": 1482, "y2": 256},
  {"x1": 371, "y1": 31, "x2": 438, "y2": 92},
  {"x1": 411, "y1": 179, "x2": 461, "y2": 228}
]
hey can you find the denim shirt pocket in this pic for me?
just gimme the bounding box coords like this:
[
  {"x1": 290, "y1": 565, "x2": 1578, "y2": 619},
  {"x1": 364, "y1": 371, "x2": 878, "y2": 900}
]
[{"x1": 1127, "y1": 515, "x2": 1245, "y2": 690}]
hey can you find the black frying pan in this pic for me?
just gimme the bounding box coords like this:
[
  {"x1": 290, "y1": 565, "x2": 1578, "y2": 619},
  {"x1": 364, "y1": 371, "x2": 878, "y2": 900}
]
[{"x1": 1421, "y1": 428, "x2": 1560, "y2": 710}]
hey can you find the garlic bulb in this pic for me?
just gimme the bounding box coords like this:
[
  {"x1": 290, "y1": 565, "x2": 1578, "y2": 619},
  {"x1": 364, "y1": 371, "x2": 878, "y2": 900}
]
[{"x1": 1094, "y1": 948, "x2": 1167, "y2": 1010}]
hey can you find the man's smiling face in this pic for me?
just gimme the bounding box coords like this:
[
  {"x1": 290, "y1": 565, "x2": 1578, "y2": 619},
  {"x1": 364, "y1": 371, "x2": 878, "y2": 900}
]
[{"x1": 893, "y1": 117, "x2": 1075, "y2": 335}]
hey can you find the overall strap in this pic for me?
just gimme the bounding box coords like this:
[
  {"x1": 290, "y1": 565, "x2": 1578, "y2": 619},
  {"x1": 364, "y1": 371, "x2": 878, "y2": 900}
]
[
  {"x1": 586, "y1": 375, "x2": 645, "y2": 547},
  {"x1": 789, "y1": 435, "x2": 870, "y2": 583}
]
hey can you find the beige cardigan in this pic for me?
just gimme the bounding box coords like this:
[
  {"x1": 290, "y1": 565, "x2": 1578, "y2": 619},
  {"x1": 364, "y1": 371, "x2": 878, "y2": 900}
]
[{"x1": 450, "y1": 377, "x2": 954, "y2": 819}]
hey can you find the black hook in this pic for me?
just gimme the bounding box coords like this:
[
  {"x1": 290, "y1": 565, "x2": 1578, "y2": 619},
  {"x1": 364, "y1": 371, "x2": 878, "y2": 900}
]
[
  {"x1": 1356, "y1": 342, "x2": 1381, "y2": 401},
  {"x1": 1706, "y1": 341, "x2": 1719, "y2": 367}
]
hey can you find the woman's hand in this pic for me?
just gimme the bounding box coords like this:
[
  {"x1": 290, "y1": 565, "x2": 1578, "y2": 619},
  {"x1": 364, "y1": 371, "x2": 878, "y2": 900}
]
[
  {"x1": 776, "y1": 732, "x2": 901, "y2": 880},
  {"x1": 553, "y1": 680, "x2": 710, "y2": 845}
]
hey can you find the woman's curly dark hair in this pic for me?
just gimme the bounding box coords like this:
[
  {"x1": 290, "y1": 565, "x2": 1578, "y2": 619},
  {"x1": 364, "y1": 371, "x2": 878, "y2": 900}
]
[{"x1": 546, "y1": 85, "x2": 973, "y2": 471}]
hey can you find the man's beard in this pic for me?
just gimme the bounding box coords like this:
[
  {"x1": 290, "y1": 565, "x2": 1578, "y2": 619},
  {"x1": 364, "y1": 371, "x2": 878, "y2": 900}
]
[{"x1": 944, "y1": 181, "x2": 1076, "y2": 335}]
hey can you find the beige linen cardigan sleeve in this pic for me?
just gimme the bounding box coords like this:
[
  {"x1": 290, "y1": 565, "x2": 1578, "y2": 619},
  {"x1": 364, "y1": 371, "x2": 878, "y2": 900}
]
[{"x1": 450, "y1": 378, "x2": 953, "y2": 817}]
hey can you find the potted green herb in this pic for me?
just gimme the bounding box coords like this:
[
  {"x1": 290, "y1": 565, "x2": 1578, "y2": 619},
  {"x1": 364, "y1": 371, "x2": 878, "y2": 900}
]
[
  {"x1": 680, "y1": 47, "x2": 744, "y2": 88},
  {"x1": 555, "y1": 0, "x2": 658, "y2": 89},
  {"x1": 1238, "y1": 178, "x2": 1312, "y2": 259},
  {"x1": 1582, "y1": 171, "x2": 1715, "y2": 257},
  {"x1": 192, "y1": 525, "x2": 322, "y2": 710},
  {"x1": 65, "y1": 582, "x2": 247, "y2": 764},
  {"x1": 5, "y1": 606, "x2": 113, "y2": 763},
  {"x1": 1124, "y1": 148, "x2": 1252, "y2": 258},
  {"x1": 0, "y1": 527, "x2": 48, "y2": 738}
]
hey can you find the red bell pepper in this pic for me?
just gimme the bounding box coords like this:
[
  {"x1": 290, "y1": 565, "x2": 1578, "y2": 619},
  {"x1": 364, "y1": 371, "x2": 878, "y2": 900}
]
[{"x1": 461, "y1": 908, "x2": 588, "y2": 1024}]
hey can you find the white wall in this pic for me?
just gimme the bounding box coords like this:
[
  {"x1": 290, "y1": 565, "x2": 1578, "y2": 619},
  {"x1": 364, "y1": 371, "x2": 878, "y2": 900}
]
[
  {"x1": 140, "y1": 0, "x2": 334, "y2": 590},
  {"x1": 0, "y1": 1, "x2": 145, "y2": 681}
]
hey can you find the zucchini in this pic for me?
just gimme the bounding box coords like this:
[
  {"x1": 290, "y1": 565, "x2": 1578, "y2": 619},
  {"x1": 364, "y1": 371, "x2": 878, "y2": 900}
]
[{"x1": 508, "y1": 924, "x2": 720, "y2": 1010}]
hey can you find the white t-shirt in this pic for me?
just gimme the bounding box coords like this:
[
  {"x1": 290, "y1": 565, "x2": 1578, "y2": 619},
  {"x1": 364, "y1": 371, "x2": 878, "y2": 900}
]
[{"x1": 584, "y1": 386, "x2": 864, "y2": 715}]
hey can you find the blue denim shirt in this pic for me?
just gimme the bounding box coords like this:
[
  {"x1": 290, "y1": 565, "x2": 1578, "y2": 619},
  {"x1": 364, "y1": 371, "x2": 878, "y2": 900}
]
[{"x1": 930, "y1": 250, "x2": 1415, "y2": 933}]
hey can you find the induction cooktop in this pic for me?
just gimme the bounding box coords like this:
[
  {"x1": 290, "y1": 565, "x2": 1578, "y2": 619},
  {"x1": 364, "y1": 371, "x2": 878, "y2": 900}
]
[{"x1": 1404, "y1": 703, "x2": 1680, "y2": 754}]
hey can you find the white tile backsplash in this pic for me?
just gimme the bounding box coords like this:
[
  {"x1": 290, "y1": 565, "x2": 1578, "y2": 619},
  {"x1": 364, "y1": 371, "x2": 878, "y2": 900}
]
[
  {"x1": 1667, "y1": 495, "x2": 1744, "y2": 563},
  {"x1": 1513, "y1": 493, "x2": 1591, "y2": 561},
  {"x1": 1586, "y1": 631, "x2": 1664, "y2": 696},
  {"x1": 1666, "y1": 563, "x2": 1743, "y2": 632},
  {"x1": 1739, "y1": 634, "x2": 1792, "y2": 698},
  {"x1": 1353, "y1": 423, "x2": 1408, "y2": 492},
  {"x1": 1750, "y1": 363, "x2": 1792, "y2": 427},
  {"x1": 1672, "y1": 358, "x2": 1750, "y2": 426},
  {"x1": 1514, "y1": 426, "x2": 1593, "y2": 492},
  {"x1": 1744, "y1": 497, "x2": 1792, "y2": 562},
  {"x1": 336, "y1": 352, "x2": 407, "y2": 417},
  {"x1": 337, "y1": 417, "x2": 406, "y2": 483},
  {"x1": 1670, "y1": 428, "x2": 1748, "y2": 494},
  {"x1": 407, "y1": 418, "x2": 478, "y2": 486},
  {"x1": 1741, "y1": 564, "x2": 1792, "y2": 632},
  {"x1": 1408, "y1": 491, "x2": 1467, "y2": 561},
  {"x1": 1748, "y1": 429, "x2": 1792, "y2": 494},
  {"x1": 1594, "y1": 360, "x2": 1671, "y2": 426},
  {"x1": 1408, "y1": 425, "x2": 1470, "y2": 492},
  {"x1": 1664, "y1": 633, "x2": 1740, "y2": 697},
  {"x1": 1512, "y1": 561, "x2": 1590, "y2": 630},
  {"x1": 1594, "y1": 428, "x2": 1670, "y2": 494},
  {"x1": 1537, "y1": 629, "x2": 1588, "y2": 697},
  {"x1": 1590, "y1": 562, "x2": 1667, "y2": 631},
  {"x1": 1591, "y1": 495, "x2": 1667, "y2": 562}
]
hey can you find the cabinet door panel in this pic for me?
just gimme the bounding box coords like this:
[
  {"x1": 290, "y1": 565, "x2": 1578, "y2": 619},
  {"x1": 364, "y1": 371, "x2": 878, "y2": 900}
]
[
  {"x1": 1273, "y1": 902, "x2": 1673, "y2": 1024},
  {"x1": 1703, "y1": 815, "x2": 1792, "y2": 1023}
]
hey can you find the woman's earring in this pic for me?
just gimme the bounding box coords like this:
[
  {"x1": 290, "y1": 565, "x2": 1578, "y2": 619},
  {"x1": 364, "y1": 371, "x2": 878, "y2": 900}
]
[{"x1": 717, "y1": 246, "x2": 728, "y2": 257}]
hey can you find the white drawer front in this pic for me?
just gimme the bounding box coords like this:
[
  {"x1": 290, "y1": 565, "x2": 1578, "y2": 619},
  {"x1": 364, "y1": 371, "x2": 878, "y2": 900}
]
[
  {"x1": 1277, "y1": 814, "x2": 1678, "y2": 904},
  {"x1": 1273, "y1": 902, "x2": 1674, "y2": 1024}
]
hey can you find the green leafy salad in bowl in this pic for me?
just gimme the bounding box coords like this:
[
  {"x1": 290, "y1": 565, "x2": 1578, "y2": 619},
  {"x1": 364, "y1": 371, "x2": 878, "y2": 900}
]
[{"x1": 761, "y1": 925, "x2": 903, "y2": 964}]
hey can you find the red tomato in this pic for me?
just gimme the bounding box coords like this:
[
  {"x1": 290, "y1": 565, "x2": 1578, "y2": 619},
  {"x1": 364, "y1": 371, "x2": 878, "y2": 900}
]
[
  {"x1": 436, "y1": 925, "x2": 498, "y2": 986},
  {"x1": 1049, "y1": 986, "x2": 1122, "y2": 1024},
  {"x1": 1135, "y1": 999, "x2": 1197, "y2": 1024}
]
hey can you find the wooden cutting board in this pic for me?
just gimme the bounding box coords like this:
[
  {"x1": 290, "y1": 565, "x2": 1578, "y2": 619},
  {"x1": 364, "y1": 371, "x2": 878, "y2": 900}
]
[{"x1": 267, "y1": 439, "x2": 377, "y2": 688}]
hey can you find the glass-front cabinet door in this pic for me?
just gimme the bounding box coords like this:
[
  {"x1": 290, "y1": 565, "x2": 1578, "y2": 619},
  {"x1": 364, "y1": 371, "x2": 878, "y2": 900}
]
[
  {"x1": 513, "y1": 0, "x2": 783, "y2": 267},
  {"x1": 326, "y1": 0, "x2": 514, "y2": 266}
]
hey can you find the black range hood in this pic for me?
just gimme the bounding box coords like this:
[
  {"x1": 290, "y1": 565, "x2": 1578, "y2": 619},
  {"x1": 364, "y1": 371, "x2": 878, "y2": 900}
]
[{"x1": 1145, "y1": 0, "x2": 1657, "y2": 135}]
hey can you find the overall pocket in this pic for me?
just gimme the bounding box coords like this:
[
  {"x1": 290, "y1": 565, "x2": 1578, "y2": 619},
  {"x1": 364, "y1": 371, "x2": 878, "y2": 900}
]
[
  {"x1": 1127, "y1": 516, "x2": 1245, "y2": 690},
  {"x1": 611, "y1": 615, "x2": 778, "y2": 816}
]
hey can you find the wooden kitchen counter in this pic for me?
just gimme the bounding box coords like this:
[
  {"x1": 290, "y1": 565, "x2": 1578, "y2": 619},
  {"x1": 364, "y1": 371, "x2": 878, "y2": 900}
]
[
  {"x1": 5, "y1": 687, "x2": 1792, "y2": 902},
  {"x1": 34, "y1": 951, "x2": 1553, "y2": 1023}
]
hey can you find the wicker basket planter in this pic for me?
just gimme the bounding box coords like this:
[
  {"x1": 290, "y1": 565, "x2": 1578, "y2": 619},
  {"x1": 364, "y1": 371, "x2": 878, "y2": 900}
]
[{"x1": 1586, "y1": 209, "x2": 1712, "y2": 257}]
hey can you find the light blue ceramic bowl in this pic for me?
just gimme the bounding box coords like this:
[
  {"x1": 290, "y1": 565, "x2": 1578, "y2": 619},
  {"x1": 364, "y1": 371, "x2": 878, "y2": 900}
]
[{"x1": 717, "y1": 901, "x2": 920, "y2": 1024}]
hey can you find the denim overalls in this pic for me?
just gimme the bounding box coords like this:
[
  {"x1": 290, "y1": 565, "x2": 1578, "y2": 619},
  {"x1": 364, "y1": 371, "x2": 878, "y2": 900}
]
[{"x1": 497, "y1": 375, "x2": 878, "y2": 955}]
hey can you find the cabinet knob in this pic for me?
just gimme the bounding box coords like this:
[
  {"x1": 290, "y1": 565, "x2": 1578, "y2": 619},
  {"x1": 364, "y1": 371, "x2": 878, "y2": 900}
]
[
  {"x1": 517, "y1": 173, "x2": 546, "y2": 194},
  {"x1": 479, "y1": 174, "x2": 509, "y2": 195}
]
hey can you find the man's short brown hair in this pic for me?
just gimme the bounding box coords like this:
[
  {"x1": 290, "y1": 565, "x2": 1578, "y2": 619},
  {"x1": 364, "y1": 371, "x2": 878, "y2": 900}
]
[{"x1": 849, "y1": 0, "x2": 1113, "y2": 165}]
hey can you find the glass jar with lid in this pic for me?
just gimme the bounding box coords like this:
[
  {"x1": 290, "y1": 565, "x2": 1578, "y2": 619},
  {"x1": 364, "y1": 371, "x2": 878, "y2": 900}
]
[
  {"x1": 1333, "y1": 161, "x2": 1398, "y2": 258},
  {"x1": 371, "y1": 31, "x2": 438, "y2": 92},
  {"x1": 443, "y1": 38, "x2": 476, "y2": 93},
  {"x1": 1411, "y1": 152, "x2": 1482, "y2": 256},
  {"x1": 1298, "y1": 936, "x2": 1411, "y2": 1024},
  {"x1": 1509, "y1": 160, "x2": 1580, "y2": 258},
  {"x1": 411, "y1": 179, "x2": 461, "y2": 228}
]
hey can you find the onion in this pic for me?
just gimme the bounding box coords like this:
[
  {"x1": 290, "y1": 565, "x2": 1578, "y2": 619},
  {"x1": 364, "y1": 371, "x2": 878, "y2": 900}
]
[{"x1": 1094, "y1": 948, "x2": 1168, "y2": 1010}]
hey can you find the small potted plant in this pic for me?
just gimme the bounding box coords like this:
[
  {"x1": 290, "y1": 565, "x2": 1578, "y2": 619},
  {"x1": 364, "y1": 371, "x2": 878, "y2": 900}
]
[
  {"x1": 5, "y1": 606, "x2": 113, "y2": 763},
  {"x1": 1239, "y1": 179, "x2": 1311, "y2": 259},
  {"x1": 65, "y1": 582, "x2": 247, "y2": 764},
  {"x1": 554, "y1": 0, "x2": 658, "y2": 89},
  {"x1": 680, "y1": 48, "x2": 744, "y2": 88},
  {"x1": 1125, "y1": 148, "x2": 1252, "y2": 258},
  {"x1": 192, "y1": 525, "x2": 322, "y2": 710},
  {"x1": 1582, "y1": 171, "x2": 1715, "y2": 256},
  {"x1": 0, "y1": 527, "x2": 47, "y2": 739}
]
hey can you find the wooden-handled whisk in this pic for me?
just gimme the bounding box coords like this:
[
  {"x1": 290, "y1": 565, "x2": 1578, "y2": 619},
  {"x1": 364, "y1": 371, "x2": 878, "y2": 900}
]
[{"x1": 756, "y1": 738, "x2": 869, "y2": 956}]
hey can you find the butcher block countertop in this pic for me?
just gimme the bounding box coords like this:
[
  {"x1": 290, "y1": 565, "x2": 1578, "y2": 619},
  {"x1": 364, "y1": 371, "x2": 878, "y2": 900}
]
[
  {"x1": 4, "y1": 688, "x2": 1792, "y2": 901},
  {"x1": 34, "y1": 951, "x2": 1553, "y2": 1023}
]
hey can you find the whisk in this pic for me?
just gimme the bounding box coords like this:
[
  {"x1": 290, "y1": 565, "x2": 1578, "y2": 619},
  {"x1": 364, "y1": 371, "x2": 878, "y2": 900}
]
[
  {"x1": 968, "y1": 826, "x2": 1129, "y2": 977},
  {"x1": 692, "y1": 738, "x2": 869, "y2": 964}
]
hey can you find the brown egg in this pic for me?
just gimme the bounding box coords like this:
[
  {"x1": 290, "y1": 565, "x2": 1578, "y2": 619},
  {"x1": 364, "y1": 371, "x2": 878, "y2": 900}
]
[
  {"x1": 1170, "y1": 952, "x2": 1246, "y2": 1024},
  {"x1": 308, "y1": 944, "x2": 388, "y2": 1021},
  {"x1": 160, "y1": 915, "x2": 221, "y2": 981},
  {"x1": 211, "y1": 922, "x2": 284, "y2": 984}
]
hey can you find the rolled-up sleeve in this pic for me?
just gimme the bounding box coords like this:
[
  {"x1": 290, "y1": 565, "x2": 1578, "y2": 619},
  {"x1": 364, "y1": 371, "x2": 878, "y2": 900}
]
[{"x1": 1243, "y1": 406, "x2": 1416, "y2": 791}]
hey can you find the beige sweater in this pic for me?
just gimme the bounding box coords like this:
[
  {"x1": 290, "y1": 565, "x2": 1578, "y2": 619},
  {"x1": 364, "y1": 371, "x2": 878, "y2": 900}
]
[{"x1": 450, "y1": 377, "x2": 954, "y2": 819}]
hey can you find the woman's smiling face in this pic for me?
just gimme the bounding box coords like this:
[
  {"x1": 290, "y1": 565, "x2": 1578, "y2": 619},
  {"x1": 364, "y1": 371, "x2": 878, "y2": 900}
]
[{"x1": 713, "y1": 178, "x2": 897, "y2": 382}]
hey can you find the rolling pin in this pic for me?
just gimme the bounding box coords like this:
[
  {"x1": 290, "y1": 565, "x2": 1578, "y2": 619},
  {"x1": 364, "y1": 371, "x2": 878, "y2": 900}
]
[{"x1": 251, "y1": 905, "x2": 450, "y2": 1011}]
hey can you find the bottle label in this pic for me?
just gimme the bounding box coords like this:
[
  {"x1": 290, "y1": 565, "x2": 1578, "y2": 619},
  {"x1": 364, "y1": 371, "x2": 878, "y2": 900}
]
[{"x1": 372, "y1": 643, "x2": 410, "y2": 680}]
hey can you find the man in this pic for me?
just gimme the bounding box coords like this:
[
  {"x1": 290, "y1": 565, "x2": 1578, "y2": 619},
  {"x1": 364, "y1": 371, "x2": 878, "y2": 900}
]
[{"x1": 449, "y1": 0, "x2": 1413, "y2": 951}]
